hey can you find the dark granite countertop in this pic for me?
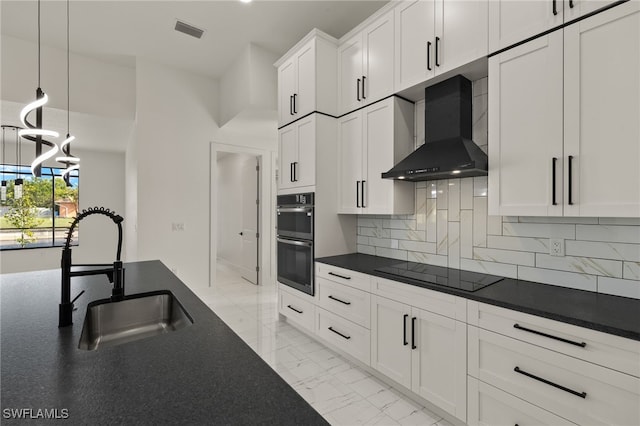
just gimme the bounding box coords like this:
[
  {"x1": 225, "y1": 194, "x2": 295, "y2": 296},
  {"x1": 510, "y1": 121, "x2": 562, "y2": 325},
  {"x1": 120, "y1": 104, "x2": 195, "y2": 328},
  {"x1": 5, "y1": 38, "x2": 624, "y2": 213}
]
[
  {"x1": 316, "y1": 253, "x2": 640, "y2": 341},
  {"x1": 1, "y1": 260, "x2": 327, "y2": 425}
]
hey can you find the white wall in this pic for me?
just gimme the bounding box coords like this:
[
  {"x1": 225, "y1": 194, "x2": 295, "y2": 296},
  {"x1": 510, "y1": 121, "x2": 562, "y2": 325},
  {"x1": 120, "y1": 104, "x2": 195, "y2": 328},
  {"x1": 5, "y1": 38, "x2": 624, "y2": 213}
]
[
  {"x1": 133, "y1": 58, "x2": 218, "y2": 288},
  {"x1": 216, "y1": 152, "x2": 256, "y2": 269},
  {"x1": 0, "y1": 147, "x2": 126, "y2": 273}
]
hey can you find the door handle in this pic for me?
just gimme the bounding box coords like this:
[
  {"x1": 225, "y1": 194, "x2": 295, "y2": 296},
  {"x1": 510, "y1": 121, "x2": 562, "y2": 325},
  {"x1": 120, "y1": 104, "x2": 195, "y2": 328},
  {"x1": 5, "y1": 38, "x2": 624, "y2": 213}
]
[
  {"x1": 289, "y1": 95, "x2": 294, "y2": 115},
  {"x1": 568, "y1": 155, "x2": 574, "y2": 205},
  {"x1": 239, "y1": 232, "x2": 243, "y2": 236},
  {"x1": 403, "y1": 314, "x2": 409, "y2": 346},
  {"x1": 427, "y1": 41, "x2": 432, "y2": 71},
  {"x1": 569, "y1": 0, "x2": 574, "y2": 8},
  {"x1": 362, "y1": 76, "x2": 366, "y2": 99},
  {"x1": 290, "y1": 163, "x2": 294, "y2": 182},
  {"x1": 287, "y1": 305, "x2": 303, "y2": 314},
  {"x1": 411, "y1": 316, "x2": 417, "y2": 349},
  {"x1": 553, "y1": 0, "x2": 558, "y2": 15},
  {"x1": 328, "y1": 326, "x2": 351, "y2": 340},
  {"x1": 552, "y1": 157, "x2": 558, "y2": 205},
  {"x1": 293, "y1": 162, "x2": 298, "y2": 182},
  {"x1": 356, "y1": 181, "x2": 361, "y2": 208},
  {"x1": 293, "y1": 93, "x2": 297, "y2": 114},
  {"x1": 357, "y1": 78, "x2": 361, "y2": 102},
  {"x1": 328, "y1": 295, "x2": 351, "y2": 305},
  {"x1": 435, "y1": 37, "x2": 440, "y2": 67},
  {"x1": 361, "y1": 180, "x2": 366, "y2": 208},
  {"x1": 514, "y1": 367, "x2": 586, "y2": 398}
]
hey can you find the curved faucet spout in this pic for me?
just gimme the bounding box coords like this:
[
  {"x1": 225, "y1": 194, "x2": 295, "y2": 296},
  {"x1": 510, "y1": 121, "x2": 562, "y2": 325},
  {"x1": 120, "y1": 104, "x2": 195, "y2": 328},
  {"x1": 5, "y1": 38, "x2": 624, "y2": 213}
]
[{"x1": 64, "y1": 206, "x2": 124, "y2": 261}]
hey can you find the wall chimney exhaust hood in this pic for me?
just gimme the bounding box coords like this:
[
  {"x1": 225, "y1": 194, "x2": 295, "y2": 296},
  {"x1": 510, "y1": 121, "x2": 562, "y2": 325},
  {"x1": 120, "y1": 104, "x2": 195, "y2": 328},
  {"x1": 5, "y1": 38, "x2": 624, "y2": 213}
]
[{"x1": 382, "y1": 75, "x2": 487, "y2": 182}]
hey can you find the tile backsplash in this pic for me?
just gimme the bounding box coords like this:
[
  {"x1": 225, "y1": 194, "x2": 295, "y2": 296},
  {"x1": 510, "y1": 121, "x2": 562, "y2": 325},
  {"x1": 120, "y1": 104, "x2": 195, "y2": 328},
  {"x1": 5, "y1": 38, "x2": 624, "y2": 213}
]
[{"x1": 356, "y1": 78, "x2": 640, "y2": 299}]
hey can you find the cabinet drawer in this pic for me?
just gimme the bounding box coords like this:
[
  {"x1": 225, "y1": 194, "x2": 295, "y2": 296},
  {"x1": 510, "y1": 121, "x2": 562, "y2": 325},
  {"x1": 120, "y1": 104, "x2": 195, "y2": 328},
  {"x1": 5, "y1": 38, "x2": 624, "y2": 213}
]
[
  {"x1": 316, "y1": 263, "x2": 371, "y2": 292},
  {"x1": 468, "y1": 377, "x2": 577, "y2": 426},
  {"x1": 468, "y1": 301, "x2": 640, "y2": 377},
  {"x1": 317, "y1": 277, "x2": 370, "y2": 328},
  {"x1": 316, "y1": 307, "x2": 370, "y2": 365},
  {"x1": 371, "y1": 277, "x2": 466, "y2": 322},
  {"x1": 278, "y1": 286, "x2": 315, "y2": 333},
  {"x1": 468, "y1": 325, "x2": 640, "y2": 426}
]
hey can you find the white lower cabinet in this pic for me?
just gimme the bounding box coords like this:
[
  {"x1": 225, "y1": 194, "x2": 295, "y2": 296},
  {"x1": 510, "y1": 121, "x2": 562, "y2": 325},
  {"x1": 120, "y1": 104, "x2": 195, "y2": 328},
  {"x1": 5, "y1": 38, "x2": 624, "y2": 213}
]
[
  {"x1": 316, "y1": 307, "x2": 370, "y2": 365},
  {"x1": 370, "y1": 294, "x2": 467, "y2": 422},
  {"x1": 468, "y1": 377, "x2": 577, "y2": 426},
  {"x1": 278, "y1": 285, "x2": 315, "y2": 333}
]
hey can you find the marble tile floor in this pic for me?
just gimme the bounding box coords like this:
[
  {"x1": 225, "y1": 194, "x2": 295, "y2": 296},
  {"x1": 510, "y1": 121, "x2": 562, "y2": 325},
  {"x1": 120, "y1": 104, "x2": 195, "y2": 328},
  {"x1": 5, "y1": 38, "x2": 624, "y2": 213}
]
[{"x1": 190, "y1": 265, "x2": 454, "y2": 426}]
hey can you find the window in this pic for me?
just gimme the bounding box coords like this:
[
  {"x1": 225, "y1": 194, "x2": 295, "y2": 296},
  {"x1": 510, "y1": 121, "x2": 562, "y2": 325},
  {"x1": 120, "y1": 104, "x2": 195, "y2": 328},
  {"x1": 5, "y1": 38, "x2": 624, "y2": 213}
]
[{"x1": 0, "y1": 164, "x2": 79, "y2": 250}]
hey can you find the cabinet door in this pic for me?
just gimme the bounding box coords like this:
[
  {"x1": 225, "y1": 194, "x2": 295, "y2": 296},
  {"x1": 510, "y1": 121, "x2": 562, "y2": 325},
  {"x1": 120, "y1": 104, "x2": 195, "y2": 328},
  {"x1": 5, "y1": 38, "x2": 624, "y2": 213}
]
[
  {"x1": 338, "y1": 35, "x2": 364, "y2": 114},
  {"x1": 294, "y1": 116, "x2": 316, "y2": 189},
  {"x1": 395, "y1": 0, "x2": 435, "y2": 92},
  {"x1": 489, "y1": 0, "x2": 563, "y2": 53},
  {"x1": 278, "y1": 125, "x2": 297, "y2": 190},
  {"x1": 411, "y1": 307, "x2": 467, "y2": 422},
  {"x1": 278, "y1": 59, "x2": 296, "y2": 126},
  {"x1": 337, "y1": 112, "x2": 363, "y2": 214},
  {"x1": 435, "y1": 0, "x2": 488, "y2": 75},
  {"x1": 295, "y1": 40, "x2": 316, "y2": 119},
  {"x1": 370, "y1": 295, "x2": 412, "y2": 388},
  {"x1": 564, "y1": 0, "x2": 618, "y2": 22},
  {"x1": 563, "y1": 1, "x2": 640, "y2": 217},
  {"x1": 363, "y1": 98, "x2": 395, "y2": 214},
  {"x1": 363, "y1": 11, "x2": 395, "y2": 105},
  {"x1": 488, "y1": 31, "x2": 564, "y2": 216}
]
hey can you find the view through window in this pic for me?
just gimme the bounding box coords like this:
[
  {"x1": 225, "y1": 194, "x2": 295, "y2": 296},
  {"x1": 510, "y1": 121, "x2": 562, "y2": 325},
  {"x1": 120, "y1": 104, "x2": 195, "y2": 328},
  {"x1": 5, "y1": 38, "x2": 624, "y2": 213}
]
[{"x1": 0, "y1": 165, "x2": 79, "y2": 250}]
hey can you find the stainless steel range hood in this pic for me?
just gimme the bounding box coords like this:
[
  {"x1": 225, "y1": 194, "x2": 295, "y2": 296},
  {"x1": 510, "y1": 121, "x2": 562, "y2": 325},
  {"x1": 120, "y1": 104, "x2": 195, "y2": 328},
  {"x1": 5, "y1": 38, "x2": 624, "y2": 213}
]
[{"x1": 382, "y1": 75, "x2": 487, "y2": 182}]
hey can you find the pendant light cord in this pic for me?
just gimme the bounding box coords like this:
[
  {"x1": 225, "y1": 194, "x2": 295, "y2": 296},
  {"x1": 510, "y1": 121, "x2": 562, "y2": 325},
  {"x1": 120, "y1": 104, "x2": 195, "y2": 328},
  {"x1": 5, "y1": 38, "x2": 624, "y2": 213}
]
[
  {"x1": 37, "y1": 0, "x2": 41, "y2": 87},
  {"x1": 67, "y1": 0, "x2": 70, "y2": 135}
]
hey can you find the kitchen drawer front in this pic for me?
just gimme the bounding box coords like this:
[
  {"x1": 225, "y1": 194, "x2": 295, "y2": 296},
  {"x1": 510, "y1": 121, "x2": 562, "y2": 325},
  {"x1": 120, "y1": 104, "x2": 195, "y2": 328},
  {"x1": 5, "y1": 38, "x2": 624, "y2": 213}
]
[
  {"x1": 468, "y1": 376, "x2": 577, "y2": 426},
  {"x1": 468, "y1": 325, "x2": 640, "y2": 426},
  {"x1": 279, "y1": 286, "x2": 315, "y2": 333},
  {"x1": 316, "y1": 263, "x2": 371, "y2": 292},
  {"x1": 468, "y1": 301, "x2": 640, "y2": 378},
  {"x1": 316, "y1": 307, "x2": 371, "y2": 365},
  {"x1": 317, "y1": 277, "x2": 371, "y2": 328},
  {"x1": 371, "y1": 276, "x2": 466, "y2": 322}
]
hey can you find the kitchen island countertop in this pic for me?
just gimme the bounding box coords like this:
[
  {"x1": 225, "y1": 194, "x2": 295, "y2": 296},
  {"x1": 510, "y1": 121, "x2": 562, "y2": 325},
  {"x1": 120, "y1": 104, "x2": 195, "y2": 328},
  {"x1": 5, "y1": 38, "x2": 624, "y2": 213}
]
[{"x1": 1, "y1": 260, "x2": 327, "y2": 425}]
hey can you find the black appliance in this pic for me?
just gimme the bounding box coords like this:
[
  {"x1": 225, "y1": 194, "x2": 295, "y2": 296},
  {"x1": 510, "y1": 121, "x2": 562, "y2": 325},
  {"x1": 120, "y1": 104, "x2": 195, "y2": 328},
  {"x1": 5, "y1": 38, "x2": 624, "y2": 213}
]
[
  {"x1": 382, "y1": 75, "x2": 488, "y2": 182},
  {"x1": 374, "y1": 262, "x2": 503, "y2": 292},
  {"x1": 276, "y1": 193, "x2": 314, "y2": 296}
]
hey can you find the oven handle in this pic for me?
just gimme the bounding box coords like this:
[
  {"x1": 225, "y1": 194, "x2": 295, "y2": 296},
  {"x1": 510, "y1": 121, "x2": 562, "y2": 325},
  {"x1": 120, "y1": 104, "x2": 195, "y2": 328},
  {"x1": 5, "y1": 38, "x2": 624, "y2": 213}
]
[
  {"x1": 276, "y1": 207, "x2": 313, "y2": 214},
  {"x1": 277, "y1": 238, "x2": 313, "y2": 247}
]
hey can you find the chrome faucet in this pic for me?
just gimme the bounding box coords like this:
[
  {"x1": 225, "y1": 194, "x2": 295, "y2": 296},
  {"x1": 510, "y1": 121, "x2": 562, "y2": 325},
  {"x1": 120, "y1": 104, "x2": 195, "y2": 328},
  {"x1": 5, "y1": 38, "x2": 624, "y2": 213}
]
[{"x1": 59, "y1": 207, "x2": 125, "y2": 327}]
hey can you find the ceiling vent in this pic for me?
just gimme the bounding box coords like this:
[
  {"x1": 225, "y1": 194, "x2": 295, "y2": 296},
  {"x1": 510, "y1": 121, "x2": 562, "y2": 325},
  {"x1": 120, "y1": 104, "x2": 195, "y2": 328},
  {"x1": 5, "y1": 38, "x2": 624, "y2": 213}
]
[{"x1": 174, "y1": 20, "x2": 205, "y2": 39}]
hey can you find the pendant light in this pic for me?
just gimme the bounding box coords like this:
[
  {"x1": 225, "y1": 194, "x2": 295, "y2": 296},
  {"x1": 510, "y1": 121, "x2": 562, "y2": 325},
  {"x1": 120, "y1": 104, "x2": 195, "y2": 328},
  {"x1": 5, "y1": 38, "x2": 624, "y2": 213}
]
[
  {"x1": 18, "y1": 0, "x2": 59, "y2": 177},
  {"x1": 14, "y1": 127, "x2": 23, "y2": 200},
  {"x1": 1, "y1": 126, "x2": 7, "y2": 202},
  {"x1": 56, "y1": 0, "x2": 80, "y2": 186}
]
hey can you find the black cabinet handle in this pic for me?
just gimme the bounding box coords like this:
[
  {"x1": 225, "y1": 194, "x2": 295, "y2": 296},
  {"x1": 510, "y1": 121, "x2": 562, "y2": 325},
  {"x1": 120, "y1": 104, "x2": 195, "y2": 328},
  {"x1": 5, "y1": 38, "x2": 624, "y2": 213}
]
[
  {"x1": 435, "y1": 37, "x2": 441, "y2": 67},
  {"x1": 328, "y1": 295, "x2": 351, "y2": 305},
  {"x1": 513, "y1": 324, "x2": 586, "y2": 348},
  {"x1": 403, "y1": 314, "x2": 409, "y2": 346},
  {"x1": 289, "y1": 95, "x2": 294, "y2": 115},
  {"x1": 569, "y1": 0, "x2": 574, "y2": 8},
  {"x1": 357, "y1": 78, "x2": 361, "y2": 101},
  {"x1": 293, "y1": 162, "x2": 298, "y2": 182},
  {"x1": 328, "y1": 326, "x2": 351, "y2": 340},
  {"x1": 361, "y1": 180, "x2": 366, "y2": 208},
  {"x1": 356, "y1": 181, "x2": 361, "y2": 208},
  {"x1": 552, "y1": 157, "x2": 558, "y2": 205},
  {"x1": 427, "y1": 41, "x2": 432, "y2": 71},
  {"x1": 568, "y1": 155, "x2": 574, "y2": 205},
  {"x1": 328, "y1": 271, "x2": 351, "y2": 280},
  {"x1": 553, "y1": 0, "x2": 558, "y2": 15},
  {"x1": 293, "y1": 93, "x2": 297, "y2": 114},
  {"x1": 287, "y1": 305, "x2": 303, "y2": 314},
  {"x1": 411, "y1": 316, "x2": 417, "y2": 349},
  {"x1": 362, "y1": 76, "x2": 366, "y2": 99},
  {"x1": 514, "y1": 367, "x2": 586, "y2": 398}
]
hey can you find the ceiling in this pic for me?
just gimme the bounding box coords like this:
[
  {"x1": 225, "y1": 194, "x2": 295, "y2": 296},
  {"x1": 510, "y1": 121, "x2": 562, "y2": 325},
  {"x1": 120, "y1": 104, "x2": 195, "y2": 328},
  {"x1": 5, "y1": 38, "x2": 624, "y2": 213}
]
[{"x1": 1, "y1": 0, "x2": 388, "y2": 79}]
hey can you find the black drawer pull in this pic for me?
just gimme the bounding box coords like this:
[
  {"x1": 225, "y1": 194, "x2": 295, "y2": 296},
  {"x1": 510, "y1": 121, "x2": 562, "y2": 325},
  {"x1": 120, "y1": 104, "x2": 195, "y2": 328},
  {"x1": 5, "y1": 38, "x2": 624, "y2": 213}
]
[
  {"x1": 328, "y1": 326, "x2": 351, "y2": 340},
  {"x1": 411, "y1": 316, "x2": 417, "y2": 349},
  {"x1": 514, "y1": 367, "x2": 586, "y2": 399},
  {"x1": 328, "y1": 271, "x2": 351, "y2": 280},
  {"x1": 328, "y1": 295, "x2": 351, "y2": 305},
  {"x1": 403, "y1": 314, "x2": 409, "y2": 346},
  {"x1": 287, "y1": 305, "x2": 303, "y2": 314},
  {"x1": 514, "y1": 324, "x2": 586, "y2": 348}
]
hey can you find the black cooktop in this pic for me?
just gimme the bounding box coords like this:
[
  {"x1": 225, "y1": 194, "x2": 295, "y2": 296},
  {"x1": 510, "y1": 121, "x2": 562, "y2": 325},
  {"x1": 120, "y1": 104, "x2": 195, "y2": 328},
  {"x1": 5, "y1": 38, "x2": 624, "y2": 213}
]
[{"x1": 374, "y1": 262, "x2": 503, "y2": 292}]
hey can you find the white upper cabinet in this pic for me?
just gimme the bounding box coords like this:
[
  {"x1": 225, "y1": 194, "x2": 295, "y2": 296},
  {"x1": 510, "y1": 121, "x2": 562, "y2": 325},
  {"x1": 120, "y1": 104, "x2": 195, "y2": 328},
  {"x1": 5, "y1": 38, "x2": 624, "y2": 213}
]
[
  {"x1": 278, "y1": 115, "x2": 316, "y2": 192},
  {"x1": 394, "y1": 0, "x2": 488, "y2": 93},
  {"x1": 563, "y1": 1, "x2": 640, "y2": 217},
  {"x1": 276, "y1": 31, "x2": 337, "y2": 127},
  {"x1": 489, "y1": 1, "x2": 640, "y2": 217},
  {"x1": 489, "y1": 0, "x2": 618, "y2": 53},
  {"x1": 337, "y1": 97, "x2": 415, "y2": 215},
  {"x1": 339, "y1": 10, "x2": 395, "y2": 114}
]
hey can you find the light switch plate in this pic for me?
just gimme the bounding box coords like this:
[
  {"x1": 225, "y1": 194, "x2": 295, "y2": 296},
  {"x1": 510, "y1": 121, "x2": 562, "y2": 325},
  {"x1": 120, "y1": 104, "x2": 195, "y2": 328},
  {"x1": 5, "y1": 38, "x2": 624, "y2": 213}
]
[{"x1": 550, "y1": 238, "x2": 564, "y2": 256}]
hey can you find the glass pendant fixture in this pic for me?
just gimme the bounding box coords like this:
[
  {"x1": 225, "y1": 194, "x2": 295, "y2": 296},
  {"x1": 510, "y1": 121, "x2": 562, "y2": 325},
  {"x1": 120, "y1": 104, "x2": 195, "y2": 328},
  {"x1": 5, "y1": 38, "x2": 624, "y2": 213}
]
[
  {"x1": 14, "y1": 128, "x2": 23, "y2": 201},
  {"x1": 56, "y1": 0, "x2": 80, "y2": 186},
  {"x1": 1, "y1": 126, "x2": 7, "y2": 202},
  {"x1": 18, "y1": 0, "x2": 59, "y2": 177}
]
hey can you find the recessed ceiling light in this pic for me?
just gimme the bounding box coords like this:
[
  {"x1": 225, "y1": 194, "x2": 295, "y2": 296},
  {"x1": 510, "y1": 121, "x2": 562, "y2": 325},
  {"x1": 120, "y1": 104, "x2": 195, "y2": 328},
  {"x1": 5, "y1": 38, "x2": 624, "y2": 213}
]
[{"x1": 240, "y1": 0, "x2": 252, "y2": 3}]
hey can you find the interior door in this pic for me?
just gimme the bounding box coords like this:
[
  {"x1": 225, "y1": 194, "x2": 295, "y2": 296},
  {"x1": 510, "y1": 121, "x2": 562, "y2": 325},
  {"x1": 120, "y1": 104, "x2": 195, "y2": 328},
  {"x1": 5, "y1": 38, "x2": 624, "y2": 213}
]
[{"x1": 241, "y1": 157, "x2": 259, "y2": 284}]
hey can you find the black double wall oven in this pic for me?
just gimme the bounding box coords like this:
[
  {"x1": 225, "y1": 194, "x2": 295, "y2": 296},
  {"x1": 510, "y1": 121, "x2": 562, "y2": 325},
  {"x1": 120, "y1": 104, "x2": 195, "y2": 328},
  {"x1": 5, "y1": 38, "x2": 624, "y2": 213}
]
[{"x1": 276, "y1": 192, "x2": 314, "y2": 296}]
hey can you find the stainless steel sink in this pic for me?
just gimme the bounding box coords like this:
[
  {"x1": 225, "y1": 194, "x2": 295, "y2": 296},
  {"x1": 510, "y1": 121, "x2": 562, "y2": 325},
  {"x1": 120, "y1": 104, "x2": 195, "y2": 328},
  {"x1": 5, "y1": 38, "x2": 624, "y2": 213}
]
[{"x1": 78, "y1": 290, "x2": 193, "y2": 350}]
